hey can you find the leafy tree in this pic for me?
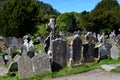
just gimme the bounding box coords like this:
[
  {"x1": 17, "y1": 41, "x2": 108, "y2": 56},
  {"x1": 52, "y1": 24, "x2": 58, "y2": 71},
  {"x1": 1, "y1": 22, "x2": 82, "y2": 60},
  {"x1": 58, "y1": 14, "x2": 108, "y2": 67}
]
[
  {"x1": 56, "y1": 12, "x2": 77, "y2": 32},
  {"x1": 0, "y1": 0, "x2": 38, "y2": 37},
  {"x1": 90, "y1": 0, "x2": 119, "y2": 34}
]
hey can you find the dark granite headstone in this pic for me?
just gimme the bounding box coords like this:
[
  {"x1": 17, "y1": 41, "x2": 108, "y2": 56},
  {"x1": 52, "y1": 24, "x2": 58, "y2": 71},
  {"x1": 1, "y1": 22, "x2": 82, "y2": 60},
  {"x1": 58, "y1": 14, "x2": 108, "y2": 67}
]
[
  {"x1": 8, "y1": 62, "x2": 18, "y2": 72},
  {"x1": 27, "y1": 51, "x2": 35, "y2": 58},
  {"x1": 52, "y1": 38, "x2": 67, "y2": 71},
  {"x1": 18, "y1": 54, "x2": 33, "y2": 79},
  {"x1": 82, "y1": 42, "x2": 95, "y2": 62},
  {"x1": 72, "y1": 34, "x2": 82, "y2": 63},
  {"x1": 32, "y1": 53, "x2": 51, "y2": 75},
  {"x1": 44, "y1": 36, "x2": 50, "y2": 53}
]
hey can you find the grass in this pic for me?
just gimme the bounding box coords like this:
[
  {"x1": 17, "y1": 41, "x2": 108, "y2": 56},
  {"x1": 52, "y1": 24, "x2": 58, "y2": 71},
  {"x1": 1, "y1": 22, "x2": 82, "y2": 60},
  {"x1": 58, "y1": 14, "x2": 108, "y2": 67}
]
[{"x1": 1, "y1": 58, "x2": 120, "y2": 80}]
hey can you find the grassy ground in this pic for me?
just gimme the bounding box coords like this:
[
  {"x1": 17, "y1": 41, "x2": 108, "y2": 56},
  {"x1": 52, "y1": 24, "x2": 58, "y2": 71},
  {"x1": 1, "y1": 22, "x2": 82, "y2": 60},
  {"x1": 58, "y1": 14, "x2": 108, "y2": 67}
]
[{"x1": 1, "y1": 58, "x2": 120, "y2": 80}]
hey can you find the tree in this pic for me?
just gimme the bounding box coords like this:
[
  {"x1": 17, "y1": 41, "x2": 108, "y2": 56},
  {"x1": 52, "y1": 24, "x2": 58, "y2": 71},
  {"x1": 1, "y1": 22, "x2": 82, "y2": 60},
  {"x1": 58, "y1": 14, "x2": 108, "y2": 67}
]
[
  {"x1": 56, "y1": 12, "x2": 77, "y2": 32},
  {"x1": 90, "y1": 0, "x2": 119, "y2": 33},
  {"x1": 0, "y1": 0, "x2": 38, "y2": 37}
]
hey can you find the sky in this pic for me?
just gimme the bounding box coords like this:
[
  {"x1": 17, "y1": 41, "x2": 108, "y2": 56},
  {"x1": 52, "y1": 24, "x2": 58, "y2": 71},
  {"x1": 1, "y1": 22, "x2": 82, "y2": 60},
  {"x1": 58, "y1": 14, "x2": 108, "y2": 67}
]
[{"x1": 40, "y1": 0, "x2": 120, "y2": 13}]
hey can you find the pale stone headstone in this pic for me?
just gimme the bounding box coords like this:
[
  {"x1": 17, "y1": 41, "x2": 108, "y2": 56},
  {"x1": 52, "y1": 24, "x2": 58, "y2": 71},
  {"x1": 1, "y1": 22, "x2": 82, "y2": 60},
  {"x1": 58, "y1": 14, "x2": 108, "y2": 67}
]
[
  {"x1": 0, "y1": 55, "x2": 4, "y2": 65},
  {"x1": 52, "y1": 38, "x2": 67, "y2": 71},
  {"x1": 29, "y1": 40, "x2": 34, "y2": 51},
  {"x1": 18, "y1": 54, "x2": 33, "y2": 79},
  {"x1": 23, "y1": 39, "x2": 29, "y2": 52},
  {"x1": 109, "y1": 31, "x2": 116, "y2": 43},
  {"x1": 72, "y1": 33, "x2": 82, "y2": 63},
  {"x1": 14, "y1": 54, "x2": 21, "y2": 62},
  {"x1": 116, "y1": 35, "x2": 120, "y2": 49},
  {"x1": 111, "y1": 45, "x2": 119, "y2": 59},
  {"x1": 32, "y1": 53, "x2": 51, "y2": 75},
  {"x1": 0, "y1": 66, "x2": 8, "y2": 76}
]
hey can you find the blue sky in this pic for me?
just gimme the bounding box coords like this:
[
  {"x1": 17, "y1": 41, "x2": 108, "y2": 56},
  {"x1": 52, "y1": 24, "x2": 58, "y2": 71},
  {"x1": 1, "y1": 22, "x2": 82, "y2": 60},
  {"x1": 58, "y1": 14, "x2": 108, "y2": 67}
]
[{"x1": 40, "y1": 0, "x2": 120, "y2": 13}]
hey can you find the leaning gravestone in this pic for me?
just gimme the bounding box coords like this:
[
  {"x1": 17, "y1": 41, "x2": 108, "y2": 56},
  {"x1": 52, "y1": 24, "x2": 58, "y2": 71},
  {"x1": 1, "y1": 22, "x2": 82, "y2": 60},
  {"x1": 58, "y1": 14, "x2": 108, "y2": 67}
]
[
  {"x1": 72, "y1": 33, "x2": 82, "y2": 63},
  {"x1": 52, "y1": 38, "x2": 67, "y2": 71},
  {"x1": 18, "y1": 54, "x2": 33, "y2": 79},
  {"x1": 82, "y1": 42, "x2": 95, "y2": 62},
  {"x1": 32, "y1": 52, "x2": 51, "y2": 75},
  {"x1": 111, "y1": 45, "x2": 119, "y2": 59}
]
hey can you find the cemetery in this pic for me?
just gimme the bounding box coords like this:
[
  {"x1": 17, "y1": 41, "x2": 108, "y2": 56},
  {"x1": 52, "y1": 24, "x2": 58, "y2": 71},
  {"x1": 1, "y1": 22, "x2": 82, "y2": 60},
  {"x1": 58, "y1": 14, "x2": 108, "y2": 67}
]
[
  {"x1": 0, "y1": 18, "x2": 119, "y2": 80},
  {"x1": 0, "y1": 0, "x2": 120, "y2": 80}
]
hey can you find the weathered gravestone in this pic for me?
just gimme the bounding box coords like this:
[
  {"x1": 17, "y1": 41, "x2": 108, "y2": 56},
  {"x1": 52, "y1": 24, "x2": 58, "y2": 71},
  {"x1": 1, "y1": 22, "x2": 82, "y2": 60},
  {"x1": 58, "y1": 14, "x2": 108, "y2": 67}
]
[
  {"x1": 0, "y1": 66, "x2": 8, "y2": 76},
  {"x1": 0, "y1": 55, "x2": 5, "y2": 65},
  {"x1": 97, "y1": 43, "x2": 111, "y2": 62},
  {"x1": 116, "y1": 35, "x2": 120, "y2": 49},
  {"x1": 8, "y1": 62, "x2": 18, "y2": 72},
  {"x1": 14, "y1": 54, "x2": 21, "y2": 62},
  {"x1": 32, "y1": 52, "x2": 51, "y2": 75},
  {"x1": 5, "y1": 37, "x2": 18, "y2": 49},
  {"x1": 109, "y1": 32, "x2": 116, "y2": 43},
  {"x1": 21, "y1": 39, "x2": 29, "y2": 53},
  {"x1": 111, "y1": 45, "x2": 119, "y2": 59},
  {"x1": 82, "y1": 42, "x2": 95, "y2": 62},
  {"x1": 72, "y1": 33, "x2": 82, "y2": 63},
  {"x1": 52, "y1": 38, "x2": 67, "y2": 71},
  {"x1": 18, "y1": 54, "x2": 33, "y2": 79},
  {"x1": 17, "y1": 38, "x2": 23, "y2": 49},
  {"x1": 29, "y1": 40, "x2": 34, "y2": 51}
]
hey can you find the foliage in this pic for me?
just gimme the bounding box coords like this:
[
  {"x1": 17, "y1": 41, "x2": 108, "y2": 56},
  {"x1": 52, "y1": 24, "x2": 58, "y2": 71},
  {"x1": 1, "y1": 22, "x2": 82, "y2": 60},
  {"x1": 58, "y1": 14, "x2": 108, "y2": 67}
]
[
  {"x1": 34, "y1": 44, "x2": 44, "y2": 50},
  {"x1": 34, "y1": 24, "x2": 48, "y2": 37},
  {"x1": 56, "y1": 12, "x2": 77, "y2": 32},
  {"x1": 0, "y1": 0, "x2": 59, "y2": 37}
]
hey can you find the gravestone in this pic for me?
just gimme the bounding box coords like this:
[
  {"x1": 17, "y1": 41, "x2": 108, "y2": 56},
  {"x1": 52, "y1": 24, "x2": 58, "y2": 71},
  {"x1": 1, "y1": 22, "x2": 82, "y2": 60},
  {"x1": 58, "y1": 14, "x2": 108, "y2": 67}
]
[
  {"x1": 0, "y1": 66, "x2": 8, "y2": 76},
  {"x1": 6, "y1": 47, "x2": 14, "y2": 55},
  {"x1": 23, "y1": 39, "x2": 29, "y2": 52},
  {"x1": 17, "y1": 38, "x2": 23, "y2": 49},
  {"x1": 32, "y1": 53, "x2": 51, "y2": 75},
  {"x1": 82, "y1": 42, "x2": 95, "y2": 62},
  {"x1": 116, "y1": 35, "x2": 120, "y2": 49},
  {"x1": 44, "y1": 36, "x2": 50, "y2": 53},
  {"x1": 98, "y1": 43, "x2": 109, "y2": 62},
  {"x1": 111, "y1": 45, "x2": 119, "y2": 59},
  {"x1": 21, "y1": 45, "x2": 28, "y2": 54},
  {"x1": 72, "y1": 33, "x2": 82, "y2": 63},
  {"x1": 14, "y1": 54, "x2": 21, "y2": 62},
  {"x1": 109, "y1": 31, "x2": 116, "y2": 43},
  {"x1": 3, "y1": 54, "x2": 11, "y2": 64},
  {"x1": 52, "y1": 38, "x2": 67, "y2": 71},
  {"x1": 0, "y1": 55, "x2": 4, "y2": 65},
  {"x1": 5, "y1": 37, "x2": 18, "y2": 49},
  {"x1": 8, "y1": 62, "x2": 18, "y2": 72},
  {"x1": 27, "y1": 51, "x2": 35, "y2": 58},
  {"x1": 18, "y1": 54, "x2": 33, "y2": 79},
  {"x1": 28, "y1": 40, "x2": 34, "y2": 51}
]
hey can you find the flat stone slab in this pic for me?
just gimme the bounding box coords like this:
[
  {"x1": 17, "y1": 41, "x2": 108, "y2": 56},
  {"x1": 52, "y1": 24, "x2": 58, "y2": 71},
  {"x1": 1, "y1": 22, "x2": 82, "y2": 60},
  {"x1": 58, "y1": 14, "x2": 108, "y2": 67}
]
[{"x1": 101, "y1": 64, "x2": 120, "y2": 71}]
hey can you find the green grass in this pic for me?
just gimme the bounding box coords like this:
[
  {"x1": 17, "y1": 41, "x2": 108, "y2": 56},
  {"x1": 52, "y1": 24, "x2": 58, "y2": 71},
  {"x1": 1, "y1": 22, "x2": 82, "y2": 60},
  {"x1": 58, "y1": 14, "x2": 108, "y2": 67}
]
[
  {"x1": 1, "y1": 58, "x2": 120, "y2": 80},
  {"x1": 112, "y1": 66, "x2": 120, "y2": 73}
]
